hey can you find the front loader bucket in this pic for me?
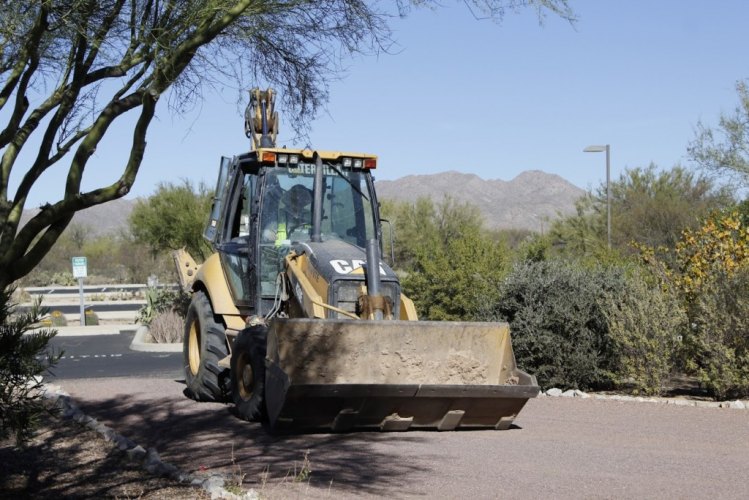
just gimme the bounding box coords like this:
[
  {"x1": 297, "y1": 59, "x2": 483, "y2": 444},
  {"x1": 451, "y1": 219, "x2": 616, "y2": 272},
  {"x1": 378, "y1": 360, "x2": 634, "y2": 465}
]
[{"x1": 264, "y1": 319, "x2": 539, "y2": 431}]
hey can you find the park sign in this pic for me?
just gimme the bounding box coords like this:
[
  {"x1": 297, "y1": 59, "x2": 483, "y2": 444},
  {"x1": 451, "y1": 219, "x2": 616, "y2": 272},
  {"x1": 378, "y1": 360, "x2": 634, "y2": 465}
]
[{"x1": 72, "y1": 256, "x2": 87, "y2": 278}]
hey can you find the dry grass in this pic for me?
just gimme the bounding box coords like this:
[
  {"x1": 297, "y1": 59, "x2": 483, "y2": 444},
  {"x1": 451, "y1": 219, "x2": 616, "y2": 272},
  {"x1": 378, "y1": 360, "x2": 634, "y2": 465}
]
[{"x1": 149, "y1": 310, "x2": 183, "y2": 343}]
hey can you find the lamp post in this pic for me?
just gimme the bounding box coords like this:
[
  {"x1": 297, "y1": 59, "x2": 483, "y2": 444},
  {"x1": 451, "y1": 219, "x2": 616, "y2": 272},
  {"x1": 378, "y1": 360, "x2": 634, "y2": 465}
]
[{"x1": 583, "y1": 144, "x2": 611, "y2": 249}]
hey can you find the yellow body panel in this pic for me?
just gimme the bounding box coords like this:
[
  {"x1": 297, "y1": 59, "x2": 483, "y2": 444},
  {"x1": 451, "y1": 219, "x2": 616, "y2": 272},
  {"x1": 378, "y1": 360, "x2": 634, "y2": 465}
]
[
  {"x1": 399, "y1": 294, "x2": 418, "y2": 320},
  {"x1": 194, "y1": 252, "x2": 241, "y2": 321}
]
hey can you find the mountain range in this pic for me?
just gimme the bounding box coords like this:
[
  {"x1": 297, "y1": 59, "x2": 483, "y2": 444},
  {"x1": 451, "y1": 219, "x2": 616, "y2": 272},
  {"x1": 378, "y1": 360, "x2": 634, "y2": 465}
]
[
  {"x1": 374, "y1": 170, "x2": 584, "y2": 232},
  {"x1": 20, "y1": 170, "x2": 585, "y2": 235}
]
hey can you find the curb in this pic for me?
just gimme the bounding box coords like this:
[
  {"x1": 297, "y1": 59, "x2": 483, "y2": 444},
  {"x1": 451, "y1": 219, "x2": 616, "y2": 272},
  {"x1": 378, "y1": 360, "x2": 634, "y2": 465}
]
[
  {"x1": 540, "y1": 388, "x2": 749, "y2": 410},
  {"x1": 129, "y1": 325, "x2": 183, "y2": 353},
  {"x1": 41, "y1": 383, "x2": 258, "y2": 500}
]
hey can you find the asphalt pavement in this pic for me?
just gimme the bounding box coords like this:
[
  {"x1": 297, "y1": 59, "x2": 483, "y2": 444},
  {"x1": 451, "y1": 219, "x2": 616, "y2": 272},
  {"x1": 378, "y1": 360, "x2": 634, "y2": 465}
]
[
  {"x1": 55, "y1": 377, "x2": 749, "y2": 499},
  {"x1": 46, "y1": 327, "x2": 183, "y2": 380}
]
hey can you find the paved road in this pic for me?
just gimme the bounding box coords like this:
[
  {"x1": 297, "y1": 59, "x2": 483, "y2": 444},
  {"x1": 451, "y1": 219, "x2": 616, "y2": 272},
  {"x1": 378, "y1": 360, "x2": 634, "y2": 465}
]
[
  {"x1": 47, "y1": 332, "x2": 182, "y2": 380},
  {"x1": 56, "y1": 376, "x2": 749, "y2": 499},
  {"x1": 23, "y1": 302, "x2": 144, "y2": 314}
]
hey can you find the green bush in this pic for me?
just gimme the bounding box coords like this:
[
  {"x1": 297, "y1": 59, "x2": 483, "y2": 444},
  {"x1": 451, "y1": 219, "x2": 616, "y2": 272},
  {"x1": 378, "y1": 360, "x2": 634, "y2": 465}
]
[
  {"x1": 480, "y1": 260, "x2": 623, "y2": 390},
  {"x1": 603, "y1": 272, "x2": 684, "y2": 395},
  {"x1": 684, "y1": 268, "x2": 749, "y2": 400},
  {"x1": 0, "y1": 287, "x2": 61, "y2": 446},
  {"x1": 403, "y1": 231, "x2": 509, "y2": 320},
  {"x1": 481, "y1": 260, "x2": 681, "y2": 394},
  {"x1": 138, "y1": 287, "x2": 190, "y2": 326}
]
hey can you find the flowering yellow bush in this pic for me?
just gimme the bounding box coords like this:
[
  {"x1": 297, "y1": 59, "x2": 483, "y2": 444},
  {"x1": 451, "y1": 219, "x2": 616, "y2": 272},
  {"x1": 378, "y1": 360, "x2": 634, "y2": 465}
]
[
  {"x1": 637, "y1": 210, "x2": 749, "y2": 399},
  {"x1": 674, "y1": 211, "x2": 749, "y2": 299}
]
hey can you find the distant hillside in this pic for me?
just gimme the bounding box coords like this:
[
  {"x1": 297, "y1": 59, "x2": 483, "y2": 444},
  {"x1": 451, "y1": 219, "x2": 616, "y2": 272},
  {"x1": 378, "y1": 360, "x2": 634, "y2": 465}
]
[
  {"x1": 18, "y1": 170, "x2": 585, "y2": 236},
  {"x1": 20, "y1": 198, "x2": 138, "y2": 237},
  {"x1": 375, "y1": 170, "x2": 585, "y2": 232}
]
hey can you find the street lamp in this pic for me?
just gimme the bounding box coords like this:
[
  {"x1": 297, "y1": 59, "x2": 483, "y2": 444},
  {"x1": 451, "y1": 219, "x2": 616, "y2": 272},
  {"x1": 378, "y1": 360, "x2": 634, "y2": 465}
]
[{"x1": 583, "y1": 144, "x2": 611, "y2": 249}]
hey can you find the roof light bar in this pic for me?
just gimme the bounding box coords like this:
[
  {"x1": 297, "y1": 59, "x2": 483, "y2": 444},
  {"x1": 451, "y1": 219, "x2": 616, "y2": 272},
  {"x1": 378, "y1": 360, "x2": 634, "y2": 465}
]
[{"x1": 261, "y1": 151, "x2": 276, "y2": 164}]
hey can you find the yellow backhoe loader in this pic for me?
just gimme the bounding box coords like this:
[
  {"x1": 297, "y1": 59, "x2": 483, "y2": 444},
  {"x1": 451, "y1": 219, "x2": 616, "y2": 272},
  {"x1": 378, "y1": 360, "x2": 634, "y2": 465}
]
[{"x1": 174, "y1": 89, "x2": 539, "y2": 431}]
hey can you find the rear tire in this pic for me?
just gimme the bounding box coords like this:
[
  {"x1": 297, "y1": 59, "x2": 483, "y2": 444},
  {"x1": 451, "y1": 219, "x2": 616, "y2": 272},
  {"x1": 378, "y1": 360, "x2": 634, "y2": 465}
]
[
  {"x1": 231, "y1": 325, "x2": 268, "y2": 422},
  {"x1": 183, "y1": 291, "x2": 230, "y2": 402}
]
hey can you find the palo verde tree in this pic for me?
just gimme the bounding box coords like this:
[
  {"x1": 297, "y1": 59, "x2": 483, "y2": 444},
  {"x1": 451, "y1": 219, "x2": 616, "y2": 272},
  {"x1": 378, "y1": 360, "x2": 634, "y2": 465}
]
[
  {"x1": 0, "y1": 1, "x2": 573, "y2": 290},
  {"x1": 129, "y1": 179, "x2": 213, "y2": 261},
  {"x1": 549, "y1": 165, "x2": 731, "y2": 259},
  {"x1": 689, "y1": 79, "x2": 749, "y2": 188}
]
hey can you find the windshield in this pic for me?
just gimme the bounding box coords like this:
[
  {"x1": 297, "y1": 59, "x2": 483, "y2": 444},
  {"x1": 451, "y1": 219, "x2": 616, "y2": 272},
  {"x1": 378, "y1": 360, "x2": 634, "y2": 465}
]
[
  {"x1": 260, "y1": 163, "x2": 376, "y2": 247},
  {"x1": 258, "y1": 162, "x2": 377, "y2": 296}
]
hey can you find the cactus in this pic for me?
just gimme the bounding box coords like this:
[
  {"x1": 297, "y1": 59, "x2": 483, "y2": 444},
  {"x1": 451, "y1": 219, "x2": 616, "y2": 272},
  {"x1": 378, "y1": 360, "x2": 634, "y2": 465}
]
[
  {"x1": 84, "y1": 309, "x2": 99, "y2": 326},
  {"x1": 49, "y1": 310, "x2": 68, "y2": 327}
]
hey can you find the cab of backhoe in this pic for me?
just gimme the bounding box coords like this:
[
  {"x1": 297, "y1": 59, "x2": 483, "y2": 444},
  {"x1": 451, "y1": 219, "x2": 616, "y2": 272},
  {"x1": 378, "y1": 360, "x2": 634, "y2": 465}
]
[{"x1": 203, "y1": 148, "x2": 400, "y2": 318}]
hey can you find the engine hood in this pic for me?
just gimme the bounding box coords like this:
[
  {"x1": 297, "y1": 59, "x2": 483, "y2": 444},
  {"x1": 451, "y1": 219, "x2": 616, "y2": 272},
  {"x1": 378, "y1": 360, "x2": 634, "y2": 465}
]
[{"x1": 291, "y1": 239, "x2": 399, "y2": 284}]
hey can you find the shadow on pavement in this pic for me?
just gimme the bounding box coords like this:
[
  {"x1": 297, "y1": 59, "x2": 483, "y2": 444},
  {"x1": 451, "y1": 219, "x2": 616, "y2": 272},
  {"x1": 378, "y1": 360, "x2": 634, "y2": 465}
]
[{"x1": 67, "y1": 379, "x2": 431, "y2": 497}]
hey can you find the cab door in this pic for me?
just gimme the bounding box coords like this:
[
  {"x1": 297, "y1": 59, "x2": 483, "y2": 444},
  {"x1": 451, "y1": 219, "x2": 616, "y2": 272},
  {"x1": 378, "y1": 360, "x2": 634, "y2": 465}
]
[{"x1": 212, "y1": 157, "x2": 258, "y2": 312}]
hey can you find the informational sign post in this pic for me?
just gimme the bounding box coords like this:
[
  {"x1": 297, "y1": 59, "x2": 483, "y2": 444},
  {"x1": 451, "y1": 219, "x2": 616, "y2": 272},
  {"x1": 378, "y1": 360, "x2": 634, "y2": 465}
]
[{"x1": 72, "y1": 256, "x2": 87, "y2": 326}]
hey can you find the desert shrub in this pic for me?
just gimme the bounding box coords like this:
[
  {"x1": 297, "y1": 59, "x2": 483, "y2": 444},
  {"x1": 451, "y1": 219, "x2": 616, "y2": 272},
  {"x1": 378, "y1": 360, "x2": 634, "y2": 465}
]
[
  {"x1": 637, "y1": 210, "x2": 749, "y2": 399},
  {"x1": 603, "y1": 272, "x2": 685, "y2": 395},
  {"x1": 137, "y1": 287, "x2": 190, "y2": 326},
  {"x1": 403, "y1": 231, "x2": 509, "y2": 321},
  {"x1": 481, "y1": 260, "x2": 625, "y2": 390},
  {"x1": 148, "y1": 310, "x2": 184, "y2": 343},
  {"x1": 684, "y1": 268, "x2": 749, "y2": 400},
  {"x1": 50, "y1": 272, "x2": 76, "y2": 286},
  {"x1": 0, "y1": 287, "x2": 61, "y2": 446}
]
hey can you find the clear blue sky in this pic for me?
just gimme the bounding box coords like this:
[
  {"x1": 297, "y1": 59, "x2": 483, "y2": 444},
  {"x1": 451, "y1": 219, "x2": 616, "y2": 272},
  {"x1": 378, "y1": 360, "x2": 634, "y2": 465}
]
[{"x1": 17, "y1": 0, "x2": 749, "y2": 206}]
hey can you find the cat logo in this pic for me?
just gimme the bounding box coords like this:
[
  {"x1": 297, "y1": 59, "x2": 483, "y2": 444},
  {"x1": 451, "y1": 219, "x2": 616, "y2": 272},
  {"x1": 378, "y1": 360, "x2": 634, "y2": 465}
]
[{"x1": 330, "y1": 259, "x2": 386, "y2": 276}]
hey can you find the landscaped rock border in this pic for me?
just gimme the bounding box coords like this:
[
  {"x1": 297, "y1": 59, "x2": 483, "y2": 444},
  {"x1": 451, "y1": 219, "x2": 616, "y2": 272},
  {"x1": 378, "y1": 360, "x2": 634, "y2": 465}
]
[
  {"x1": 41, "y1": 384, "x2": 258, "y2": 500},
  {"x1": 541, "y1": 387, "x2": 748, "y2": 409}
]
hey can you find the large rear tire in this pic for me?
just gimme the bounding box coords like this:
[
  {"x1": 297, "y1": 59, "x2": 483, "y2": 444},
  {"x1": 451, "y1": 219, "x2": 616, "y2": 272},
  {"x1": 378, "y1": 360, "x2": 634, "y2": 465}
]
[
  {"x1": 231, "y1": 325, "x2": 268, "y2": 422},
  {"x1": 183, "y1": 291, "x2": 230, "y2": 402}
]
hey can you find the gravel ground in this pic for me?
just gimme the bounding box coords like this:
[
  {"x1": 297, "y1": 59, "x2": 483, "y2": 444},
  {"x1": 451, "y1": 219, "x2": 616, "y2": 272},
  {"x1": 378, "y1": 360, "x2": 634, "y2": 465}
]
[
  {"x1": 53, "y1": 377, "x2": 749, "y2": 499},
  {"x1": 0, "y1": 410, "x2": 208, "y2": 499}
]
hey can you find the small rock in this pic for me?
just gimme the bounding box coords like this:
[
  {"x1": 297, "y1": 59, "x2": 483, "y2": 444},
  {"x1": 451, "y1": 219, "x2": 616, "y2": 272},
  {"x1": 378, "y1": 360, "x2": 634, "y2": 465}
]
[
  {"x1": 202, "y1": 474, "x2": 226, "y2": 498},
  {"x1": 115, "y1": 435, "x2": 135, "y2": 451},
  {"x1": 727, "y1": 400, "x2": 746, "y2": 410},
  {"x1": 145, "y1": 448, "x2": 162, "y2": 470},
  {"x1": 545, "y1": 388, "x2": 563, "y2": 397},
  {"x1": 72, "y1": 412, "x2": 92, "y2": 424},
  {"x1": 126, "y1": 445, "x2": 147, "y2": 462},
  {"x1": 153, "y1": 462, "x2": 179, "y2": 477},
  {"x1": 573, "y1": 389, "x2": 589, "y2": 399},
  {"x1": 695, "y1": 401, "x2": 720, "y2": 409},
  {"x1": 561, "y1": 389, "x2": 576, "y2": 398}
]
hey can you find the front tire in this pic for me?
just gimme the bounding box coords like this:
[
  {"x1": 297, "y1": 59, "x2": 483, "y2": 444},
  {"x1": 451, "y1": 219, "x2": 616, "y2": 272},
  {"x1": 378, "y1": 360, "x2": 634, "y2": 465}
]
[
  {"x1": 183, "y1": 291, "x2": 230, "y2": 402},
  {"x1": 231, "y1": 325, "x2": 268, "y2": 422}
]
